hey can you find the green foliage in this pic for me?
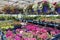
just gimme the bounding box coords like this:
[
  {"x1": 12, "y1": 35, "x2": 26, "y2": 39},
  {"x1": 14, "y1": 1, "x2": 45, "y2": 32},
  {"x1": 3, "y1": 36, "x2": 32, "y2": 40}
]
[
  {"x1": 56, "y1": 16, "x2": 60, "y2": 19},
  {"x1": 0, "y1": 16, "x2": 17, "y2": 20},
  {"x1": 22, "y1": 16, "x2": 60, "y2": 21},
  {"x1": 0, "y1": 21, "x2": 14, "y2": 30}
]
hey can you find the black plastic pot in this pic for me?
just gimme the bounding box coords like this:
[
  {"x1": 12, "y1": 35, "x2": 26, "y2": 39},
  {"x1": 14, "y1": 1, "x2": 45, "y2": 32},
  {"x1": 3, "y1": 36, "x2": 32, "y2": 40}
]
[
  {"x1": 14, "y1": 25, "x2": 22, "y2": 30},
  {"x1": 51, "y1": 34, "x2": 60, "y2": 40},
  {"x1": 33, "y1": 21, "x2": 38, "y2": 25},
  {"x1": 27, "y1": 20, "x2": 33, "y2": 23}
]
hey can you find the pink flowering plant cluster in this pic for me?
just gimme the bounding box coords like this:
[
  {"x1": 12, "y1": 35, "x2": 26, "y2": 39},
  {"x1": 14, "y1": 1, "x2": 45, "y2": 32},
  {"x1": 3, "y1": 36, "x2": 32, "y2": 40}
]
[{"x1": 4, "y1": 23, "x2": 60, "y2": 40}]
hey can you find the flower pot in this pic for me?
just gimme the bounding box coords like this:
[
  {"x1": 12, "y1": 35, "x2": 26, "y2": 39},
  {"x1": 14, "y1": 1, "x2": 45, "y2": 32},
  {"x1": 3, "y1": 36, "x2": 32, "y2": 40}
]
[
  {"x1": 56, "y1": 8, "x2": 60, "y2": 14},
  {"x1": 42, "y1": 6, "x2": 48, "y2": 13}
]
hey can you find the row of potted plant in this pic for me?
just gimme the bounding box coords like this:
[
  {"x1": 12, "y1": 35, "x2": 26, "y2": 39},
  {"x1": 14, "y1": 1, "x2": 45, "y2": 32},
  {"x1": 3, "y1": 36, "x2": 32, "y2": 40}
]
[
  {"x1": 0, "y1": 1, "x2": 60, "y2": 14},
  {"x1": 0, "y1": 16, "x2": 17, "y2": 20}
]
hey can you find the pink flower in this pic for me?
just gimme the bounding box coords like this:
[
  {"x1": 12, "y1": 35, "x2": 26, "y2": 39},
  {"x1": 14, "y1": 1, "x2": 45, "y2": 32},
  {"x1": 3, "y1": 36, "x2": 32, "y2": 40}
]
[
  {"x1": 32, "y1": 32, "x2": 36, "y2": 36},
  {"x1": 24, "y1": 38, "x2": 36, "y2": 40},
  {"x1": 26, "y1": 25, "x2": 36, "y2": 31},
  {"x1": 6, "y1": 30, "x2": 13, "y2": 37},
  {"x1": 39, "y1": 28, "x2": 47, "y2": 33},
  {"x1": 39, "y1": 33, "x2": 48, "y2": 40},
  {"x1": 55, "y1": 30, "x2": 60, "y2": 34},
  {"x1": 51, "y1": 31, "x2": 56, "y2": 35},
  {"x1": 14, "y1": 36, "x2": 21, "y2": 40},
  {"x1": 16, "y1": 29, "x2": 20, "y2": 32},
  {"x1": 48, "y1": 27, "x2": 55, "y2": 31},
  {"x1": 44, "y1": 27, "x2": 54, "y2": 31}
]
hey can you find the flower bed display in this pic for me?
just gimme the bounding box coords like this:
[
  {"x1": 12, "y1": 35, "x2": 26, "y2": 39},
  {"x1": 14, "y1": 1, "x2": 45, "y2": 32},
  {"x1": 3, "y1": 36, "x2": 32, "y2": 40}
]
[{"x1": 0, "y1": 23, "x2": 60, "y2": 40}]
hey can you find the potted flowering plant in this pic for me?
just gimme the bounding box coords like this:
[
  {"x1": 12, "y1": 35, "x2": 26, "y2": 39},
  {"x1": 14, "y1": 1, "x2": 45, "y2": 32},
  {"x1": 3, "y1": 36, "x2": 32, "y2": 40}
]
[{"x1": 42, "y1": 1, "x2": 50, "y2": 14}]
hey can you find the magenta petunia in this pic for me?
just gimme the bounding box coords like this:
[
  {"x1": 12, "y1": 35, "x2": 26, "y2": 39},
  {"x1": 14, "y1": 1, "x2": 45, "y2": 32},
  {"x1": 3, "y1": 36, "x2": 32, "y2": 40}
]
[
  {"x1": 6, "y1": 30, "x2": 13, "y2": 37},
  {"x1": 24, "y1": 38, "x2": 36, "y2": 40}
]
